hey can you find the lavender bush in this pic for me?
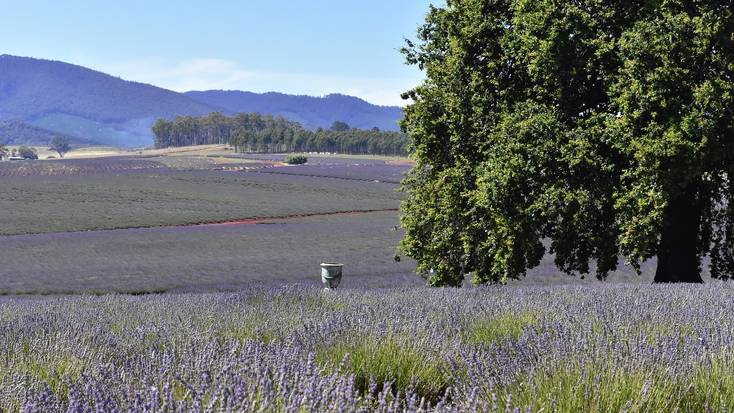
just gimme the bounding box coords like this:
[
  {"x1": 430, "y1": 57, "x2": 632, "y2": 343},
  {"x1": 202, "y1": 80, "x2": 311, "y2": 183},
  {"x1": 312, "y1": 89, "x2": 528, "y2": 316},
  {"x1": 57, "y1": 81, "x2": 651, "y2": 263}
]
[{"x1": 2, "y1": 284, "x2": 734, "y2": 412}]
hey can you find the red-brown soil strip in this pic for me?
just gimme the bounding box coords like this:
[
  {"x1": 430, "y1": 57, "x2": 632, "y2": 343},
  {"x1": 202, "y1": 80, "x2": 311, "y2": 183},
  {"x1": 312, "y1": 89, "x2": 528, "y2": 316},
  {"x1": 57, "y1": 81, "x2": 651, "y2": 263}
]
[
  {"x1": 195, "y1": 208, "x2": 399, "y2": 227},
  {"x1": 385, "y1": 159, "x2": 415, "y2": 166}
]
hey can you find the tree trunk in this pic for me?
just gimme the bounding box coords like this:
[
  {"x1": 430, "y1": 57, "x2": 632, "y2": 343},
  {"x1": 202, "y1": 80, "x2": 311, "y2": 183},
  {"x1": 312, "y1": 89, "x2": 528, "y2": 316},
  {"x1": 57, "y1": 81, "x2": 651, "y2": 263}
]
[{"x1": 654, "y1": 186, "x2": 703, "y2": 283}]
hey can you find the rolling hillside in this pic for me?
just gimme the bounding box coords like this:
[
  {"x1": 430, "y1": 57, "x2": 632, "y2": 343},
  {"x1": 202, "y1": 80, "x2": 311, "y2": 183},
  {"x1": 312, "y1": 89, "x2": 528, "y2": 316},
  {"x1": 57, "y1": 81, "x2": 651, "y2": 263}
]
[
  {"x1": 184, "y1": 91, "x2": 403, "y2": 131},
  {"x1": 0, "y1": 55, "x2": 404, "y2": 147},
  {"x1": 0, "y1": 55, "x2": 215, "y2": 147},
  {"x1": 0, "y1": 120, "x2": 93, "y2": 146}
]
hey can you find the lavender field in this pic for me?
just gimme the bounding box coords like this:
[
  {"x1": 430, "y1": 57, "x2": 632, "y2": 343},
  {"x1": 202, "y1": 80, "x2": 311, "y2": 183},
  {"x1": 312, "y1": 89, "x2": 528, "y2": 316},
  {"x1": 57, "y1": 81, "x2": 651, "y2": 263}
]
[
  {"x1": 0, "y1": 211, "x2": 417, "y2": 295},
  {"x1": 0, "y1": 164, "x2": 403, "y2": 236},
  {"x1": 1, "y1": 284, "x2": 732, "y2": 412},
  {"x1": 2, "y1": 153, "x2": 724, "y2": 412},
  {"x1": 6, "y1": 0, "x2": 729, "y2": 410},
  {"x1": 0, "y1": 155, "x2": 417, "y2": 294},
  {"x1": 0, "y1": 158, "x2": 167, "y2": 177}
]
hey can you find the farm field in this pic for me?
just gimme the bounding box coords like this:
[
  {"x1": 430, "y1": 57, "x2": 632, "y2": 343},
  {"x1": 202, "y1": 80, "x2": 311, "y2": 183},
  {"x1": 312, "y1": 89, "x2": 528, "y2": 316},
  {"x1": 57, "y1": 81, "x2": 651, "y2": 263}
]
[
  {"x1": 2, "y1": 284, "x2": 733, "y2": 412},
  {"x1": 3, "y1": 144, "x2": 238, "y2": 160},
  {"x1": 6, "y1": 0, "x2": 727, "y2": 410},
  {"x1": 236, "y1": 152, "x2": 414, "y2": 165},
  {"x1": 0, "y1": 151, "x2": 695, "y2": 294},
  {"x1": 0, "y1": 153, "x2": 419, "y2": 294},
  {"x1": 0, "y1": 211, "x2": 416, "y2": 294},
  {"x1": 0, "y1": 154, "x2": 720, "y2": 413},
  {"x1": 0, "y1": 157, "x2": 168, "y2": 177},
  {"x1": 0, "y1": 208, "x2": 661, "y2": 295},
  {"x1": 0, "y1": 166, "x2": 401, "y2": 235}
]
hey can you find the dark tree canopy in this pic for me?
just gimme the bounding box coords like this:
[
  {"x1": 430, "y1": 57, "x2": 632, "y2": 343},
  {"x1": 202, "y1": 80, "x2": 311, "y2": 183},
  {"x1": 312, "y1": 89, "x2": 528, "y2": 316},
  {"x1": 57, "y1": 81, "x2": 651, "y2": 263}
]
[
  {"x1": 330, "y1": 121, "x2": 351, "y2": 132},
  {"x1": 17, "y1": 146, "x2": 38, "y2": 160},
  {"x1": 400, "y1": 0, "x2": 734, "y2": 286},
  {"x1": 153, "y1": 112, "x2": 410, "y2": 156},
  {"x1": 49, "y1": 136, "x2": 72, "y2": 158}
]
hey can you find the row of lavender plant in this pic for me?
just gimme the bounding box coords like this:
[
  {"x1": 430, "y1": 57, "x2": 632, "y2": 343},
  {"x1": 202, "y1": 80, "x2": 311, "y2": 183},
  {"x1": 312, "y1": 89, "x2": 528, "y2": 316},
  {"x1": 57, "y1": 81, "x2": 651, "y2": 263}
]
[{"x1": 1, "y1": 284, "x2": 733, "y2": 412}]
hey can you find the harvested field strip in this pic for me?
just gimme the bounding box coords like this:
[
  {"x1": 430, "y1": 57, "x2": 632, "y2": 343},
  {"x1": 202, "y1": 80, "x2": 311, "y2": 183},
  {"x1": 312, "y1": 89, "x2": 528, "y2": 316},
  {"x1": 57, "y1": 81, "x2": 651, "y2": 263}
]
[{"x1": 0, "y1": 158, "x2": 167, "y2": 177}]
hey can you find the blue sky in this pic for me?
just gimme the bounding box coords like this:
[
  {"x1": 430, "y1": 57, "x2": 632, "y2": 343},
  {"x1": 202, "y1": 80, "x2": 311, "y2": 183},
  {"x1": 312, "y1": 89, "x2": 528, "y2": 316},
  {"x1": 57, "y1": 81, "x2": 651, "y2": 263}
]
[{"x1": 0, "y1": 1, "x2": 438, "y2": 106}]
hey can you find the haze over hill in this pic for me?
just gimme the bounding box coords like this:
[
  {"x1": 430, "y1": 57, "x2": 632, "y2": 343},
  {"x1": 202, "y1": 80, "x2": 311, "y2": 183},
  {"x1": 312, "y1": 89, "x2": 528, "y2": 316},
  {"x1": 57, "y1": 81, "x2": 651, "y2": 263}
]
[
  {"x1": 0, "y1": 120, "x2": 93, "y2": 146},
  {"x1": 184, "y1": 91, "x2": 403, "y2": 132},
  {"x1": 0, "y1": 55, "x2": 214, "y2": 147},
  {"x1": 0, "y1": 55, "x2": 403, "y2": 147}
]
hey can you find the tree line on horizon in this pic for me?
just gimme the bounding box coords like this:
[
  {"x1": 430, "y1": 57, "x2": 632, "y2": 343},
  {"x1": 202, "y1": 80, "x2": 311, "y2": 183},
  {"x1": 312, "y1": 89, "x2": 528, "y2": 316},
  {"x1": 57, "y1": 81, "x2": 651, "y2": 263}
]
[{"x1": 151, "y1": 112, "x2": 410, "y2": 156}]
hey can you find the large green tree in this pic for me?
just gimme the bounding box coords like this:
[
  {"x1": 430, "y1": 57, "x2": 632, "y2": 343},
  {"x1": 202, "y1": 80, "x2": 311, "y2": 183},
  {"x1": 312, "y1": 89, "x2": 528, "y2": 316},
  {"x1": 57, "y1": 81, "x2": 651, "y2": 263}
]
[{"x1": 400, "y1": 0, "x2": 734, "y2": 286}]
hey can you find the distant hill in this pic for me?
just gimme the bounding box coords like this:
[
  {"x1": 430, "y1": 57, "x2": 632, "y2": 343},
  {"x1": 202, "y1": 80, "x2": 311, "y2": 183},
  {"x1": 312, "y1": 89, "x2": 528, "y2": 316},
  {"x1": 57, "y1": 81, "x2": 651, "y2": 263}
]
[
  {"x1": 0, "y1": 55, "x2": 214, "y2": 147},
  {"x1": 184, "y1": 91, "x2": 403, "y2": 131},
  {"x1": 0, "y1": 120, "x2": 93, "y2": 146},
  {"x1": 0, "y1": 55, "x2": 405, "y2": 147}
]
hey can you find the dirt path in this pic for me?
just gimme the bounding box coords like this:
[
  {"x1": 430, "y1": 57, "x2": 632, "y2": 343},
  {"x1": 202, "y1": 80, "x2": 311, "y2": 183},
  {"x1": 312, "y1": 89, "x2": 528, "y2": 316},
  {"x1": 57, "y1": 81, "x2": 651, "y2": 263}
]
[{"x1": 194, "y1": 208, "x2": 399, "y2": 227}]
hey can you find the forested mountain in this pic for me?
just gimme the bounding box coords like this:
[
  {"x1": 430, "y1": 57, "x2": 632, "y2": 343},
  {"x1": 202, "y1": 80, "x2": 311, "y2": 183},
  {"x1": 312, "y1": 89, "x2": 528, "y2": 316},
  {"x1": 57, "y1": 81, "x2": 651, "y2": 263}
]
[
  {"x1": 184, "y1": 91, "x2": 403, "y2": 131},
  {"x1": 0, "y1": 120, "x2": 91, "y2": 146},
  {"x1": 0, "y1": 55, "x2": 214, "y2": 146},
  {"x1": 0, "y1": 55, "x2": 404, "y2": 147},
  {"x1": 153, "y1": 113, "x2": 410, "y2": 156},
  {"x1": 0, "y1": 55, "x2": 213, "y2": 122}
]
